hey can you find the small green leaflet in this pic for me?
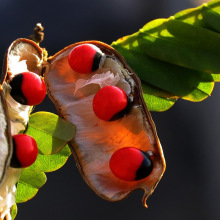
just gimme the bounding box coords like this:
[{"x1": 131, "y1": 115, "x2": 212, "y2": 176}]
[
  {"x1": 16, "y1": 170, "x2": 46, "y2": 203},
  {"x1": 11, "y1": 204, "x2": 17, "y2": 220},
  {"x1": 26, "y1": 111, "x2": 76, "y2": 155},
  {"x1": 142, "y1": 83, "x2": 177, "y2": 112},
  {"x1": 112, "y1": 0, "x2": 220, "y2": 111},
  {"x1": 16, "y1": 112, "x2": 74, "y2": 203},
  {"x1": 28, "y1": 145, "x2": 71, "y2": 172},
  {"x1": 16, "y1": 145, "x2": 71, "y2": 203}
]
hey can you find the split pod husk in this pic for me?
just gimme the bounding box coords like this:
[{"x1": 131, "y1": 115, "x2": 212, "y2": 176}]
[
  {"x1": 44, "y1": 41, "x2": 166, "y2": 206},
  {"x1": 0, "y1": 38, "x2": 43, "y2": 219}
]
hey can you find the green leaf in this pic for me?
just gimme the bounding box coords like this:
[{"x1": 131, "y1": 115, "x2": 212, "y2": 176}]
[
  {"x1": 16, "y1": 183, "x2": 38, "y2": 204},
  {"x1": 15, "y1": 112, "x2": 74, "y2": 205},
  {"x1": 173, "y1": 0, "x2": 220, "y2": 27},
  {"x1": 201, "y1": 4, "x2": 220, "y2": 32},
  {"x1": 10, "y1": 204, "x2": 17, "y2": 220},
  {"x1": 28, "y1": 145, "x2": 71, "y2": 172},
  {"x1": 26, "y1": 112, "x2": 76, "y2": 155},
  {"x1": 15, "y1": 147, "x2": 71, "y2": 203},
  {"x1": 112, "y1": 0, "x2": 220, "y2": 111},
  {"x1": 142, "y1": 83, "x2": 177, "y2": 112},
  {"x1": 112, "y1": 43, "x2": 214, "y2": 102},
  {"x1": 211, "y1": 73, "x2": 220, "y2": 81},
  {"x1": 16, "y1": 169, "x2": 46, "y2": 203},
  {"x1": 138, "y1": 18, "x2": 220, "y2": 74},
  {"x1": 173, "y1": 4, "x2": 205, "y2": 27}
]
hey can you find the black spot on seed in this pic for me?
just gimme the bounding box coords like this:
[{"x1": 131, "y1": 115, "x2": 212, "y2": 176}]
[
  {"x1": 135, "y1": 152, "x2": 153, "y2": 181},
  {"x1": 110, "y1": 95, "x2": 133, "y2": 121},
  {"x1": 92, "y1": 52, "x2": 102, "y2": 72},
  {"x1": 10, "y1": 139, "x2": 22, "y2": 168},
  {"x1": 9, "y1": 74, "x2": 27, "y2": 105}
]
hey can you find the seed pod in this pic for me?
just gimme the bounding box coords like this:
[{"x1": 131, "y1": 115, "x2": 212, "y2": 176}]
[
  {"x1": 44, "y1": 41, "x2": 166, "y2": 206},
  {"x1": 2, "y1": 38, "x2": 44, "y2": 131},
  {"x1": 0, "y1": 38, "x2": 43, "y2": 183},
  {"x1": 0, "y1": 38, "x2": 43, "y2": 219},
  {"x1": 1, "y1": 38, "x2": 43, "y2": 85}
]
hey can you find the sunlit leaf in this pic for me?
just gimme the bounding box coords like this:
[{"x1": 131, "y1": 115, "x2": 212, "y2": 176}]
[
  {"x1": 139, "y1": 18, "x2": 220, "y2": 74},
  {"x1": 112, "y1": 43, "x2": 214, "y2": 102},
  {"x1": 11, "y1": 204, "x2": 17, "y2": 220},
  {"x1": 26, "y1": 112, "x2": 76, "y2": 155},
  {"x1": 15, "y1": 111, "x2": 74, "y2": 205},
  {"x1": 142, "y1": 83, "x2": 177, "y2": 112},
  {"x1": 28, "y1": 145, "x2": 71, "y2": 172},
  {"x1": 112, "y1": 0, "x2": 220, "y2": 111},
  {"x1": 16, "y1": 169, "x2": 46, "y2": 203}
]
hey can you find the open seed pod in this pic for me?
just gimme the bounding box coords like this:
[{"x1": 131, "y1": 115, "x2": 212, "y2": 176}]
[
  {"x1": 0, "y1": 38, "x2": 43, "y2": 219},
  {"x1": 44, "y1": 41, "x2": 166, "y2": 206},
  {"x1": 1, "y1": 38, "x2": 44, "y2": 132}
]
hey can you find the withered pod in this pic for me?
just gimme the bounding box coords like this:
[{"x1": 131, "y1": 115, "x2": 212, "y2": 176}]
[
  {"x1": 44, "y1": 41, "x2": 166, "y2": 206},
  {"x1": 0, "y1": 38, "x2": 43, "y2": 219}
]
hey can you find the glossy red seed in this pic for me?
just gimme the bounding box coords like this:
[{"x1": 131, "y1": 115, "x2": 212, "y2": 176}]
[
  {"x1": 93, "y1": 86, "x2": 128, "y2": 121},
  {"x1": 12, "y1": 134, "x2": 38, "y2": 168},
  {"x1": 109, "y1": 147, "x2": 145, "y2": 181},
  {"x1": 21, "y1": 72, "x2": 46, "y2": 105},
  {"x1": 68, "y1": 44, "x2": 104, "y2": 73},
  {"x1": 10, "y1": 71, "x2": 46, "y2": 105}
]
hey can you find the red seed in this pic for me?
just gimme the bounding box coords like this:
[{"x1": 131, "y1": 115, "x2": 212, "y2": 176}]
[
  {"x1": 11, "y1": 134, "x2": 38, "y2": 168},
  {"x1": 93, "y1": 86, "x2": 128, "y2": 121},
  {"x1": 68, "y1": 44, "x2": 105, "y2": 73},
  {"x1": 10, "y1": 71, "x2": 46, "y2": 106},
  {"x1": 109, "y1": 147, "x2": 153, "y2": 181}
]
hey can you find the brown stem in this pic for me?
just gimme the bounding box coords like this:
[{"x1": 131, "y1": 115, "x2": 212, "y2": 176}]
[{"x1": 29, "y1": 23, "x2": 44, "y2": 44}]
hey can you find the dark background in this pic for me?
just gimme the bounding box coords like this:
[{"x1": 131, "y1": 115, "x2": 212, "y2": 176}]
[{"x1": 1, "y1": 0, "x2": 219, "y2": 219}]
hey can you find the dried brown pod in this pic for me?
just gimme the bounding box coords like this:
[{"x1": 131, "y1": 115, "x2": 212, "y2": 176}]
[
  {"x1": 0, "y1": 38, "x2": 43, "y2": 219},
  {"x1": 44, "y1": 41, "x2": 166, "y2": 206},
  {"x1": 1, "y1": 38, "x2": 43, "y2": 137}
]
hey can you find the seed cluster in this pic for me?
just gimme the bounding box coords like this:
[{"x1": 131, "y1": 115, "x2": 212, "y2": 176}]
[{"x1": 68, "y1": 44, "x2": 153, "y2": 181}]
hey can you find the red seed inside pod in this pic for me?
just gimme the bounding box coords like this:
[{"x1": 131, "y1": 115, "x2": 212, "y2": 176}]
[
  {"x1": 68, "y1": 44, "x2": 105, "y2": 73},
  {"x1": 11, "y1": 134, "x2": 38, "y2": 168},
  {"x1": 9, "y1": 71, "x2": 46, "y2": 106},
  {"x1": 93, "y1": 86, "x2": 128, "y2": 121},
  {"x1": 109, "y1": 147, "x2": 153, "y2": 181}
]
